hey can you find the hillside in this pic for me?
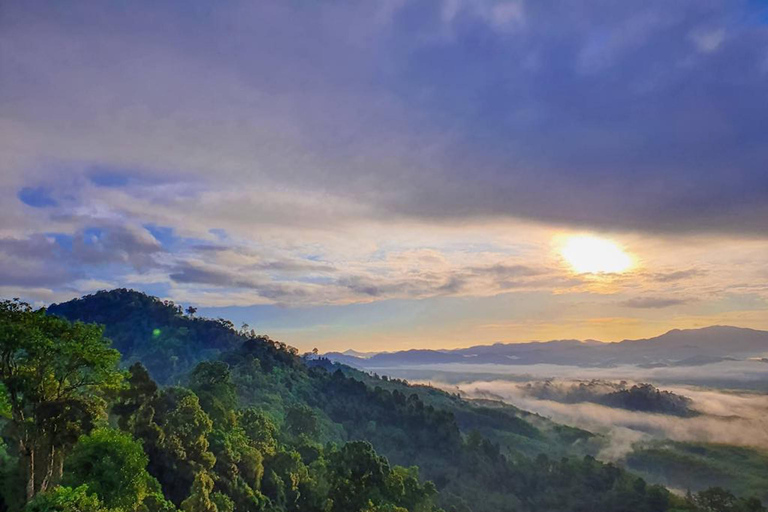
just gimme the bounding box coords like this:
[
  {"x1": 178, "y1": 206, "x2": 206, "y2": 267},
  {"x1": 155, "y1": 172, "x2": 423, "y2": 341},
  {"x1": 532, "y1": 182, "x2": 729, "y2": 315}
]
[
  {"x1": 0, "y1": 289, "x2": 759, "y2": 512},
  {"x1": 626, "y1": 442, "x2": 768, "y2": 503}
]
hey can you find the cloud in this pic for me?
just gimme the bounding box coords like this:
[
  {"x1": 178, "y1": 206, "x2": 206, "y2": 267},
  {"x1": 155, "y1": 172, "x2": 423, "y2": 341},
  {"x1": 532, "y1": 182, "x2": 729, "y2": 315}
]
[
  {"x1": 0, "y1": 225, "x2": 162, "y2": 293},
  {"x1": 468, "y1": 264, "x2": 542, "y2": 279},
  {"x1": 0, "y1": 235, "x2": 75, "y2": 287},
  {"x1": 435, "y1": 378, "x2": 768, "y2": 456},
  {"x1": 164, "y1": 252, "x2": 559, "y2": 306},
  {"x1": 72, "y1": 224, "x2": 162, "y2": 268},
  {"x1": 381, "y1": 359, "x2": 768, "y2": 390},
  {"x1": 689, "y1": 28, "x2": 726, "y2": 53},
  {"x1": 620, "y1": 296, "x2": 690, "y2": 309},
  {"x1": 168, "y1": 263, "x2": 242, "y2": 287},
  {"x1": 0, "y1": 0, "x2": 767, "y2": 328},
  {"x1": 2, "y1": 0, "x2": 768, "y2": 236},
  {"x1": 0, "y1": 257, "x2": 74, "y2": 288},
  {"x1": 0, "y1": 234, "x2": 60, "y2": 260},
  {"x1": 650, "y1": 269, "x2": 706, "y2": 282},
  {"x1": 170, "y1": 264, "x2": 313, "y2": 302}
]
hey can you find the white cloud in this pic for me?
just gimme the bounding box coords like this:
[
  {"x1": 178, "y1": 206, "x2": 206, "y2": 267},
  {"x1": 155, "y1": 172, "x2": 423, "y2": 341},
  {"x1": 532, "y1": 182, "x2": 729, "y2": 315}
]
[{"x1": 690, "y1": 28, "x2": 726, "y2": 53}]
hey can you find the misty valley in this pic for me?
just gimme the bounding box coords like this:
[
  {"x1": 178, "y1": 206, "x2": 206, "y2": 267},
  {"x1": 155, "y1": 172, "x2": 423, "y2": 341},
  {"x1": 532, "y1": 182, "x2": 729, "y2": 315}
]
[
  {"x1": 0, "y1": 289, "x2": 766, "y2": 512},
  {"x1": 324, "y1": 327, "x2": 768, "y2": 504}
]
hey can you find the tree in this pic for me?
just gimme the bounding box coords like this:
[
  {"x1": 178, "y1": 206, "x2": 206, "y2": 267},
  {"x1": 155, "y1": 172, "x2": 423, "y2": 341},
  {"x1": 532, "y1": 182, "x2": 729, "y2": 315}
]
[
  {"x1": 133, "y1": 388, "x2": 216, "y2": 504},
  {"x1": 188, "y1": 362, "x2": 236, "y2": 428},
  {"x1": 180, "y1": 472, "x2": 217, "y2": 512},
  {"x1": 262, "y1": 450, "x2": 308, "y2": 511},
  {"x1": 211, "y1": 493, "x2": 233, "y2": 512},
  {"x1": 113, "y1": 363, "x2": 158, "y2": 431},
  {"x1": 328, "y1": 442, "x2": 389, "y2": 512},
  {"x1": 163, "y1": 394, "x2": 216, "y2": 470},
  {"x1": 23, "y1": 485, "x2": 107, "y2": 512},
  {"x1": 696, "y1": 487, "x2": 736, "y2": 512},
  {"x1": 63, "y1": 428, "x2": 159, "y2": 510},
  {"x1": 284, "y1": 405, "x2": 319, "y2": 438},
  {"x1": 139, "y1": 493, "x2": 179, "y2": 512},
  {"x1": 239, "y1": 409, "x2": 278, "y2": 457},
  {"x1": 0, "y1": 300, "x2": 122, "y2": 502}
]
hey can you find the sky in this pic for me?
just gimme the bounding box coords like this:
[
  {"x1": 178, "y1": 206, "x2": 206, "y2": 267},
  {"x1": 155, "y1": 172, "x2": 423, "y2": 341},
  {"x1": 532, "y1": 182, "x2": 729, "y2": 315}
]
[{"x1": 2, "y1": 0, "x2": 768, "y2": 352}]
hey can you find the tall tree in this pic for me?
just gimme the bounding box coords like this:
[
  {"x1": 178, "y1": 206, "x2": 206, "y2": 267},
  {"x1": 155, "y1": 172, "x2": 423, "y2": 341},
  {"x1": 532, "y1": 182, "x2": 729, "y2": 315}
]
[
  {"x1": 0, "y1": 300, "x2": 122, "y2": 502},
  {"x1": 113, "y1": 363, "x2": 158, "y2": 431},
  {"x1": 63, "y1": 428, "x2": 163, "y2": 510},
  {"x1": 132, "y1": 388, "x2": 216, "y2": 504},
  {"x1": 188, "y1": 362, "x2": 237, "y2": 428},
  {"x1": 180, "y1": 473, "x2": 218, "y2": 512}
]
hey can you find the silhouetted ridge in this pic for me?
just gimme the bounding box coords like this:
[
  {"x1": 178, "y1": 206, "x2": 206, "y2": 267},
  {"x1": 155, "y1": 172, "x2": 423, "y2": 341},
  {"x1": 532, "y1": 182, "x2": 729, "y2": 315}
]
[{"x1": 326, "y1": 325, "x2": 768, "y2": 368}]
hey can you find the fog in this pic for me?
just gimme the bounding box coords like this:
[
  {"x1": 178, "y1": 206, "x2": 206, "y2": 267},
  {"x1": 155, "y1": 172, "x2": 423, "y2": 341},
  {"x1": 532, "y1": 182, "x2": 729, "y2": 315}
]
[
  {"x1": 385, "y1": 360, "x2": 768, "y2": 460},
  {"x1": 428, "y1": 379, "x2": 768, "y2": 458},
  {"x1": 377, "y1": 359, "x2": 768, "y2": 390}
]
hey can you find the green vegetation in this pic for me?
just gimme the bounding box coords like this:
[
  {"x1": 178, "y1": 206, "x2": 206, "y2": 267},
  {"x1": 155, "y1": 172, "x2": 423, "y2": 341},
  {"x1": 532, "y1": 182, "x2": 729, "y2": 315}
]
[
  {"x1": 0, "y1": 290, "x2": 760, "y2": 512},
  {"x1": 520, "y1": 380, "x2": 697, "y2": 417},
  {"x1": 627, "y1": 442, "x2": 768, "y2": 502}
]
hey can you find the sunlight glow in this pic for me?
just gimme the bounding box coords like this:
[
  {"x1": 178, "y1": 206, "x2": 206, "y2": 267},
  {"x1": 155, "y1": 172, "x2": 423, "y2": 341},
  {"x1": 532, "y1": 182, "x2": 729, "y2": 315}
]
[{"x1": 560, "y1": 235, "x2": 634, "y2": 274}]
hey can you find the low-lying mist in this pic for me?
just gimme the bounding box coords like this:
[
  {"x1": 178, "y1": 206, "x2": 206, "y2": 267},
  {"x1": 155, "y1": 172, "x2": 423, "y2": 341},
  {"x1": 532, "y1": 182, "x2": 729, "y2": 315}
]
[
  {"x1": 377, "y1": 359, "x2": 768, "y2": 390},
  {"x1": 422, "y1": 378, "x2": 768, "y2": 459}
]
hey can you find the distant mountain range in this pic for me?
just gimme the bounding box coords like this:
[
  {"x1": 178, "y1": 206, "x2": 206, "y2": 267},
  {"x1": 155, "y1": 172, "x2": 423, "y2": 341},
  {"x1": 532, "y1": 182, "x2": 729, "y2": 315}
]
[{"x1": 324, "y1": 326, "x2": 768, "y2": 368}]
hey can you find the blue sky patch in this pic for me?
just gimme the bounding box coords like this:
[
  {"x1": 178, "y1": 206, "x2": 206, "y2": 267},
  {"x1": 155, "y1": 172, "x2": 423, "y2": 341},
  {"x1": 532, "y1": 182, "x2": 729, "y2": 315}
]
[{"x1": 18, "y1": 187, "x2": 58, "y2": 208}]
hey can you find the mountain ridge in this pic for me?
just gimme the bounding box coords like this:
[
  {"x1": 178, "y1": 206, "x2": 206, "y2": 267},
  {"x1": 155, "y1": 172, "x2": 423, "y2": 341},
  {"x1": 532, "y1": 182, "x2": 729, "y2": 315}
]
[{"x1": 325, "y1": 325, "x2": 768, "y2": 368}]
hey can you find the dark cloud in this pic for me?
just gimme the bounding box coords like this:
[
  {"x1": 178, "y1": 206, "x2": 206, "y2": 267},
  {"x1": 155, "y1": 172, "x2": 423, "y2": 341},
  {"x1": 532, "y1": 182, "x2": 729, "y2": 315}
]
[
  {"x1": 3, "y1": 1, "x2": 768, "y2": 234},
  {"x1": 468, "y1": 264, "x2": 542, "y2": 279},
  {"x1": 168, "y1": 262, "x2": 311, "y2": 302},
  {"x1": 651, "y1": 269, "x2": 706, "y2": 282},
  {"x1": 0, "y1": 265, "x2": 74, "y2": 288},
  {"x1": 372, "y1": 0, "x2": 768, "y2": 234},
  {"x1": 6, "y1": 0, "x2": 768, "y2": 234},
  {"x1": 190, "y1": 244, "x2": 229, "y2": 252},
  {"x1": 0, "y1": 235, "x2": 60, "y2": 260},
  {"x1": 253, "y1": 260, "x2": 336, "y2": 274},
  {"x1": 0, "y1": 235, "x2": 75, "y2": 287},
  {"x1": 621, "y1": 296, "x2": 690, "y2": 309},
  {"x1": 169, "y1": 263, "x2": 246, "y2": 288},
  {"x1": 72, "y1": 225, "x2": 162, "y2": 268},
  {"x1": 338, "y1": 275, "x2": 438, "y2": 299}
]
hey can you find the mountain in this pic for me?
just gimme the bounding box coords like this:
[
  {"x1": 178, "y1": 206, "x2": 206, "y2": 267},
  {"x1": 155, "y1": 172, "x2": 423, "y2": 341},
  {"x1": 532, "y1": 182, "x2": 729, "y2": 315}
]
[
  {"x1": 325, "y1": 326, "x2": 768, "y2": 369},
  {"x1": 38, "y1": 289, "x2": 691, "y2": 512},
  {"x1": 35, "y1": 289, "x2": 768, "y2": 510},
  {"x1": 341, "y1": 349, "x2": 381, "y2": 358}
]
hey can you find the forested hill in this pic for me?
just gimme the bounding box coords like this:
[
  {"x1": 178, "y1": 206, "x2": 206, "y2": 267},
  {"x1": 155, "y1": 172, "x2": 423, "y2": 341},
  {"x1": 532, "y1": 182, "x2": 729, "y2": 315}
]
[
  {"x1": 0, "y1": 289, "x2": 759, "y2": 512},
  {"x1": 47, "y1": 288, "x2": 300, "y2": 383}
]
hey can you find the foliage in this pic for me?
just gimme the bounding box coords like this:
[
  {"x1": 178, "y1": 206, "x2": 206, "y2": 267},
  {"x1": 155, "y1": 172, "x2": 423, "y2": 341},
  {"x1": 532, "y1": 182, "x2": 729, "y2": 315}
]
[
  {"x1": 62, "y1": 428, "x2": 160, "y2": 510},
  {"x1": 23, "y1": 485, "x2": 108, "y2": 512},
  {"x1": 627, "y1": 442, "x2": 768, "y2": 503},
  {"x1": 180, "y1": 473, "x2": 217, "y2": 512},
  {"x1": 0, "y1": 299, "x2": 122, "y2": 502}
]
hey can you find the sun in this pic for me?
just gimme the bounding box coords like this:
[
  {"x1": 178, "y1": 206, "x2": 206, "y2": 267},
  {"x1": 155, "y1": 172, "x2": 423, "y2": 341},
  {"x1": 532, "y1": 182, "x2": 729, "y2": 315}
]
[{"x1": 559, "y1": 235, "x2": 634, "y2": 274}]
